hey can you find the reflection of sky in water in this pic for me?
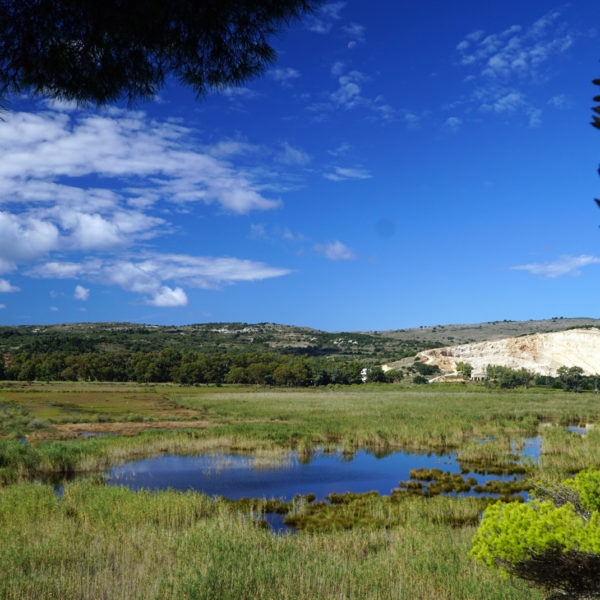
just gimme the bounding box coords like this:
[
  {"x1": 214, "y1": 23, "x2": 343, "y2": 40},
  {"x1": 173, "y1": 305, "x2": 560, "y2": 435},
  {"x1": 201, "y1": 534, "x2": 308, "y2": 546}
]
[{"x1": 106, "y1": 447, "x2": 530, "y2": 502}]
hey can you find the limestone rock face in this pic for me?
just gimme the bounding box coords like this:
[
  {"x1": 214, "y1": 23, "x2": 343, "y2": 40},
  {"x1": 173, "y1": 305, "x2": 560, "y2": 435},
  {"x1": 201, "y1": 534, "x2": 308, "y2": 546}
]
[{"x1": 416, "y1": 328, "x2": 600, "y2": 377}]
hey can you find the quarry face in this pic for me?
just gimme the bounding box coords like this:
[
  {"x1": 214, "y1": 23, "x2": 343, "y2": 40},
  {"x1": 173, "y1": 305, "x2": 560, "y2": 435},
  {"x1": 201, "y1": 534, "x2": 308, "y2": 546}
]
[{"x1": 416, "y1": 328, "x2": 600, "y2": 377}]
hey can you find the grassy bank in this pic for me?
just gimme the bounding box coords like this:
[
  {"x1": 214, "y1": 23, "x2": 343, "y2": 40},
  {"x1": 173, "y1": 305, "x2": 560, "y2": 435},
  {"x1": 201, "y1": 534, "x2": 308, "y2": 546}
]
[
  {"x1": 0, "y1": 480, "x2": 541, "y2": 600},
  {"x1": 2, "y1": 383, "x2": 600, "y2": 481}
]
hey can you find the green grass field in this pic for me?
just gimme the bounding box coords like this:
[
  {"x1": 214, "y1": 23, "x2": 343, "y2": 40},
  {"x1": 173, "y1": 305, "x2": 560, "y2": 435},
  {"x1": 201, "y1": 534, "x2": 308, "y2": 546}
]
[{"x1": 1, "y1": 382, "x2": 598, "y2": 598}]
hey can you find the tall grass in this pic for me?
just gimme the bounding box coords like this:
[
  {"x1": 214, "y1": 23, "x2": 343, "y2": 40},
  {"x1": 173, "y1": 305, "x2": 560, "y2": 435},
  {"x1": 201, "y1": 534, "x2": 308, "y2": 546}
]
[
  {"x1": 2, "y1": 386, "x2": 600, "y2": 481},
  {"x1": 0, "y1": 481, "x2": 541, "y2": 600}
]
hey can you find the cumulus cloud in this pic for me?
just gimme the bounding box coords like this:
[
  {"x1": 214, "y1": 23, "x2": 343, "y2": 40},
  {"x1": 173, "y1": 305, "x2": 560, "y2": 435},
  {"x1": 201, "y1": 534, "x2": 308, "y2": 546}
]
[
  {"x1": 0, "y1": 279, "x2": 19, "y2": 292},
  {"x1": 74, "y1": 284, "x2": 89, "y2": 301},
  {"x1": 511, "y1": 254, "x2": 600, "y2": 278},
  {"x1": 314, "y1": 240, "x2": 356, "y2": 261},
  {"x1": 29, "y1": 253, "x2": 292, "y2": 305},
  {"x1": 0, "y1": 106, "x2": 289, "y2": 284},
  {"x1": 323, "y1": 167, "x2": 371, "y2": 181},
  {"x1": 147, "y1": 286, "x2": 188, "y2": 307}
]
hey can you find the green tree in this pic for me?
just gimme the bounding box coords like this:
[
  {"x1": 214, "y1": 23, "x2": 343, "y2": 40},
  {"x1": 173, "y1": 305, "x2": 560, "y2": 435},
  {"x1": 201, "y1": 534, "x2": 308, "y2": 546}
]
[
  {"x1": 367, "y1": 365, "x2": 386, "y2": 383},
  {"x1": 557, "y1": 366, "x2": 585, "y2": 392},
  {"x1": 471, "y1": 469, "x2": 600, "y2": 599},
  {"x1": 0, "y1": 0, "x2": 322, "y2": 105},
  {"x1": 456, "y1": 361, "x2": 473, "y2": 380}
]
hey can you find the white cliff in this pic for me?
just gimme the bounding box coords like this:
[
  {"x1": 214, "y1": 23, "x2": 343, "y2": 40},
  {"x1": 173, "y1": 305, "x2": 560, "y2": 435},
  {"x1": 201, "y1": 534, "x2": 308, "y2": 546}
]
[{"x1": 415, "y1": 328, "x2": 600, "y2": 377}]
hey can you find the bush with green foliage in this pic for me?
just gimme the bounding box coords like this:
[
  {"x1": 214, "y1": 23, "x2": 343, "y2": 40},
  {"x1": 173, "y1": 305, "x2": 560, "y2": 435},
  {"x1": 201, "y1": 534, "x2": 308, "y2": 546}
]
[
  {"x1": 470, "y1": 468, "x2": 600, "y2": 599},
  {"x1": 456, "y1": 362, "x2": 473, "y2": 379}
]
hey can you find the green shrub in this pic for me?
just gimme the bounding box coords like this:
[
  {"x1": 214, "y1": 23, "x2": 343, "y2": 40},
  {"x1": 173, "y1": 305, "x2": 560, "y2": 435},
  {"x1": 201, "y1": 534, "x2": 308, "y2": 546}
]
[{"x1": 470, "y1": 469, "x2": 600, "y2": 598}]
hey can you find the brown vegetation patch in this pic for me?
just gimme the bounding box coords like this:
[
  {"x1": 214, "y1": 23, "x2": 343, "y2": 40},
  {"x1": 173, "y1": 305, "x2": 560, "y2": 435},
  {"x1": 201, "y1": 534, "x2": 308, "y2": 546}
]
[{"x1": 29, "y1": 420, "x2": 214, "y2": 440}]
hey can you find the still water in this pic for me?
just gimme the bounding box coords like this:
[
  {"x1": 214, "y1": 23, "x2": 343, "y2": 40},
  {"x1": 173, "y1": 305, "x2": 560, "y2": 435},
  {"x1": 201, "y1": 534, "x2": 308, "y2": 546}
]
[{"x1": 104, "y1": 445, "x2": 535, "y2": 502}]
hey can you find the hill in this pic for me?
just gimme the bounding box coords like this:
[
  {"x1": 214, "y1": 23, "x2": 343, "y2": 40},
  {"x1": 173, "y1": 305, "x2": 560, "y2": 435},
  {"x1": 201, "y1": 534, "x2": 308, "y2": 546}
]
[
  {"x1": 0, "y1": 322, "x2": 436, "y2": 363},
  {"x1": 372, "y1": 317, "x2": 600, "y2": 346}
]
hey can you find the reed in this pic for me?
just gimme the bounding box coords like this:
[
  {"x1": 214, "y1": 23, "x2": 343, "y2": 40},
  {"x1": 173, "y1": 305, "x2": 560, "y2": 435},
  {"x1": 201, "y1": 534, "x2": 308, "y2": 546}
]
[{"x1": 0, "y1": 481, "x2": 541, "y2": 600}]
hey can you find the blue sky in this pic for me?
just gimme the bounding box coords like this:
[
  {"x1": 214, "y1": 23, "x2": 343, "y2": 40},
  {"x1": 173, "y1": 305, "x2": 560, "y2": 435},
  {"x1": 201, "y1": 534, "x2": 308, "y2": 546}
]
[{"x1": 0, "y1": 1, "x2": 599, "y2": 331}]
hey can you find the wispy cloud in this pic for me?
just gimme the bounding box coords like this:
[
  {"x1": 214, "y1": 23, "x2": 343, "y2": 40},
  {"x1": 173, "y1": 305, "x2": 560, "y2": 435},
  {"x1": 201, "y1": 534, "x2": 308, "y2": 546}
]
[
  {"x1": 220, "y1": 87, "x2": 261, "y2": 100},
  {"x1": 511, "y1": 254, "x2": 600, "y2": 278},
  {"x1": 456, "y1": 9, "x2": 575, "y2": 127},
  {"x1": 306, "y1": 2, "x2": 345, "y2": 34},
  {"x1": 457, "y1": 11, "x2": 572, "y2": 79},
  {"x1": 269, "y1": 67, "x2": 301, "y2": 86},
  {"x1": 323, "y1": 167, "x2": 371, "y2": 181},
  {"x1": 306, "y1": 63, "x2": 394, "y2": 122},
  {"x1": 343, "y1": 23, "x2": 366, "y2": 47},
  {"x1": 314, "y1": 240, "x2": 356, "y2": 261},
  {"x1": 444, "y1": 116, "x2": 462, "y2": 132},
  {"x1": 277, "y1": 142, "x2": 311, "y2": 166},
  {"x1": 29, "y1": 253, "x2": 292, "y2": 306}
]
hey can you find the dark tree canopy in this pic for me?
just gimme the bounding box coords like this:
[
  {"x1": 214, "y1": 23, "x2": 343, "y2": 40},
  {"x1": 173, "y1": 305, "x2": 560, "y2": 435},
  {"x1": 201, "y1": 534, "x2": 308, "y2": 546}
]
[
  {"x1": 593, "y1": 78, "x2": 600, "y2": 208},
  {"x1": 592, "y1": 78, "x2": 600, "y2": 131},
  {"x1": 0, "y1": 0, "x2": 322, "y2": 105}
]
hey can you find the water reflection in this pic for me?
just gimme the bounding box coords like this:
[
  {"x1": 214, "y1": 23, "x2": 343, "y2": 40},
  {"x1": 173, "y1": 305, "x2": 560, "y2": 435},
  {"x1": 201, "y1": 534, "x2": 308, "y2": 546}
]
[{"x1": 105, "y1": 447, "x2": 529, "y2": 502}]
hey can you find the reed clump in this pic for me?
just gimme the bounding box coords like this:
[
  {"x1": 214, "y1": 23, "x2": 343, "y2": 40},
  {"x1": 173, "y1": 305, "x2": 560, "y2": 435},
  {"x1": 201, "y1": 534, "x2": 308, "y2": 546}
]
[{"x1": 0, "y1": 481, "x2": 541, "y2": 600}]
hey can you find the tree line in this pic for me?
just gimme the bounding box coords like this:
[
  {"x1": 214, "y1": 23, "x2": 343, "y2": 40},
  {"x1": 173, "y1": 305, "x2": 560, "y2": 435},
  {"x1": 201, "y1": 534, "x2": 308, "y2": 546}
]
[
  {"x1": 0, "y1": 350, "x2": 391, "y2": 386},
  {"x1": 484, "y1": 364, "x2": 598, "y2": 392}
]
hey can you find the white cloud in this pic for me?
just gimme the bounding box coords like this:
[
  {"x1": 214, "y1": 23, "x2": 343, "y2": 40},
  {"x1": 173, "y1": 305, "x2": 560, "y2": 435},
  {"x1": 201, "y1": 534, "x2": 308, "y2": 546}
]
[
  {"x1": 50, "y1": 306, "x2": 59, "y2": 312},
  {"x1": 220, "y1": 87, "x2": 261, "y2": 100},
  {"x1": 314, "y1": 240, "x2": 356, "y2": 261},
  {"x1": 481, "y1": 91, "x2": 525, "y2": 113},
  {"x1": 269, "y1": 68, "x2": 301, "y2": 86},
  {"x1": 0, "y1": 279, "x2": 19, "y2": 293},
  {"x1": 444, "y1": 116, "x2": 462, "y2": 132},
  {"x1": 306, "y1": 2, "x2": 345, "y2": 33},
  {"x1": 278, "y1": 142, "x2": 311, "y2": 166},
  {"x1": 74, "y1": 284, "x2": 89, "y2": 301},
  {"x1": 456, "y1": 10, "x2": 574, "y2": 125},
  {"x1": 147, "y1": 286, "x2": 188, "y2": 308},
  {"x1": 323, "y1": 167, "x2": 371, "y2": 181},
  {"x1": 0, "y1": 107, "x2": 288, "y2": 277},
  {"x1": 331, "y1": 73, "x2": 363, "y2": 108},
  {"x1": 343, "y1": 23, "x2": 366, "y2": 44},
  {"x1": 0, "y1": 304, "x2": 5, "y2": 309},
  {"x1": 548, "y1": 94, "x2": 571, "y2": 109},
  {"x1": 511, "y1": 254, "x2": 600, "y2": 278},
  {"x1": 457, "y1": 15, "x2": 570, "y2": 78},
  {"x1": 206, "y1": 140, "x2": 261, "y2": 158},
  {"x1": 29, "y1": 253, "x2": 292, "y2": 301},
  {"x1": 249, "y1": 224, "x2": 269, "y2": 240}
]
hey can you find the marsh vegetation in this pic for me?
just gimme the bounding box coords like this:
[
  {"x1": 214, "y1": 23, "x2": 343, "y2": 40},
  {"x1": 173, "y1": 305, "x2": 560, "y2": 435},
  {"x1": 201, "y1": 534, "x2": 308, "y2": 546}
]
[{"x1": 1, "y1": 382, "x2": 599, "y2": 598}]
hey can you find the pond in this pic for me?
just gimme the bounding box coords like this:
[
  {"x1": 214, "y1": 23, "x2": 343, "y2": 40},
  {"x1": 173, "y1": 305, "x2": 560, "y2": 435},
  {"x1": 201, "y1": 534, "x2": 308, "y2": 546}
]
[{"x1": 105, "y1": 444, "x2": 534, "y2": 502}]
